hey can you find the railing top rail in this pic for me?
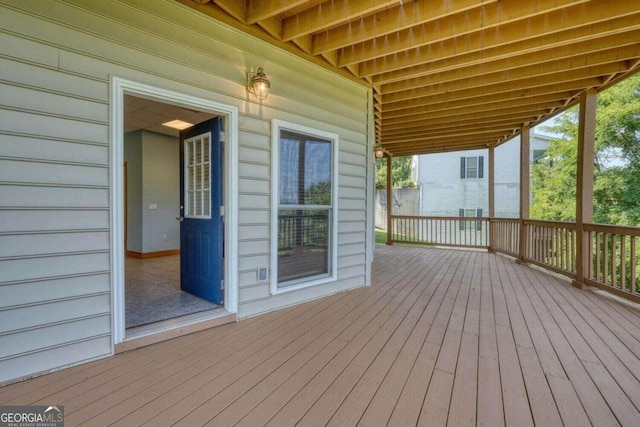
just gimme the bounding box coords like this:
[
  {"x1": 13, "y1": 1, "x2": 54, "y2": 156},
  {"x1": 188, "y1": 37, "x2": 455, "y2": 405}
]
[
  {"x1": 391, "y1": 215, "x2": 488, "y2": 221},
  {"x1": 584, "y1": 222, "x2": 640, "y2": 236},
  {"x1": 522, "y1": 219, "x2": 577, "y2": 228}
]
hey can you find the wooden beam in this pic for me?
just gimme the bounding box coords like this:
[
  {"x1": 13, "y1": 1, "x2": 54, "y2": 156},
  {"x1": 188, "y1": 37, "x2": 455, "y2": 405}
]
[
  {"x1": 381, "y1": 101, "x2": 562, "y2": 128},
  {"x1": 380, "y1": 92, "x2": 571, "y2": 119},
  {"x1": 380, "y1": 126, "x2": 517, "y2": 144},
  {"x1": 359, "y1": 4, "x2": 640, "y2": 77},
  {"x1": 384, "y1": 139, "x2": 501, "y2": 156},
  {"x1": 382, "y1": 120, "x2": 524, "y2": 139},
  {"x1": 212, "y1": 0, "x2": 246, "y2": 22},
  {"x1": 373, "y1": 29, "x2": 640, "y2": 86},
  {"x1": 381, "y1": 76, "x2": 602, "y2": 105},
  {"x1": 574, "y1": 89, "x2": 597, "y2": 288},
  {"x1": 311, "y1": 0, "x2": 499, "y2": 55},
  {"x1": 381, "y1": 111, "x2": 543, "y2": 133},
  {"x1": 338, "y1": 0, "x2": 588, "y2": 66},
  {"x1": 176, "y1": 0, "x2": 366, "y2": 86},
  {"x1": 247, "y1": 0, "x2": 307, "y2": 25},
  {"x1": 282, "y1": 0, "x2": 402, "y2": 41},
  {"x1": 380, "y1": 43, "x2": 640, "y2": 94},
  {"x1": 256, "y1": 16, "x2": 283, "y2": 39},
  {"x1": 381, "y1": 90, "x2": 574, "y2": 115},
  {"x1": 381, "y1": 62, "x2": 627, "y2": 103}
]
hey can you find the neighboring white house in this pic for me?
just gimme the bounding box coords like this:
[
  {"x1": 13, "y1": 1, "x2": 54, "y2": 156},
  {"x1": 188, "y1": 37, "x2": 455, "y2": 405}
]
[
  {"x1": 0, "y1": 0, "x2": 375, "y2": 384},
  {"x1": 415, "y1": 131, "x2": 552, "y2": 219}
]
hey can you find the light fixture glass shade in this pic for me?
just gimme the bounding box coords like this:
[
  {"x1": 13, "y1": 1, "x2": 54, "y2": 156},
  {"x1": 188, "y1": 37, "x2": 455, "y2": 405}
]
[
  {"x1": 249, "y1": 67, "x2": 270, "y2": 100},
  {"x1": 374, "y1": 147, "x2": 385, "y2": 158}
]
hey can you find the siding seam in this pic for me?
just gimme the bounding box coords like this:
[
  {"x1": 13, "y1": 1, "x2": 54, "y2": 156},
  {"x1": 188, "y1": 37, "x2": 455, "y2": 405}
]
[
  {"x1": 0, "y1": 130, "x2": 110, "y2": 147},
  {"x1": 0, "y1": 182, "x2": 108, "y2": 190},
  {"x1": 0, "y1": 271, "x2": 110, "y2": 287},
  {"x1": 0, "y1": 78, "x2": 108, "y2": 104},
  {"x1": 0, "y1": 249, "x2": 109, "y2": 262},
  {"x1": 0, "y1": 105, "x2": 108, "y2": 126},
  {"x1": 0, "y1": 332, "x2": 112, "y2": 363},
  {"x1": 0, "y1": 155, "x2": 108, "y2": 168},
  {"x1": 0, "y1": 229, "x2": 109, "y2": 236}
]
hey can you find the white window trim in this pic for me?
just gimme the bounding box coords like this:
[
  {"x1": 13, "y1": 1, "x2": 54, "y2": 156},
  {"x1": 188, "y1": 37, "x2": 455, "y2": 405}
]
[
  {"x1": 270, "y1": 120, "x2": 339, "y2": 295},
  {"x1": 110, "y1": 77, "x2": 239, "y2": 346}
]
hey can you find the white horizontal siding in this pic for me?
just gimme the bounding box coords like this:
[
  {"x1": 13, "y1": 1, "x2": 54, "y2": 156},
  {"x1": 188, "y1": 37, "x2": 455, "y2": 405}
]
[
  {"x1": 0, "y1": 231, "x2": 109, "y2": 258},
  {"x1": 0, "y1": 135, "x2": 109, "y2": 165},
  {"x1": 0, "y1": 337, "x2": 111, "y2": 384},
  {"x1": 0, "y1": 209, "x2": 109, "y2": 233},
  {"x1": 0, "y1": 159, "x2": 108, "y2": 187},
  {"x1": 0, "y1": 294, "x2": 110, "y2": 334},
  {"x1": 0, "y1": 273, "x2": 110, "y2": 307},
  {"x1": 0, "y1": 315, "x2": 110, "y2": 359},
  {"x1": 0, "y1": 253, "x2": 110, "y2": 283},
  {"x1": 0, "y1": 0, "x2": 370, "y2": 383}
]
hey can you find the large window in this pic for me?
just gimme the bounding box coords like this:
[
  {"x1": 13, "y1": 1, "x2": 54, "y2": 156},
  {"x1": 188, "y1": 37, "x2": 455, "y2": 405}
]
[{"x1": 271, "y1": 121, "x2": 338, "y2": 293}]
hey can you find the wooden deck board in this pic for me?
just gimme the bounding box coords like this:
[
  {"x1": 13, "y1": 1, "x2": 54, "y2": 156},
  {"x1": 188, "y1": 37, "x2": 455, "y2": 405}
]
[{"x1": 3, "y1": 245, "x2": 640, "y2": 426}]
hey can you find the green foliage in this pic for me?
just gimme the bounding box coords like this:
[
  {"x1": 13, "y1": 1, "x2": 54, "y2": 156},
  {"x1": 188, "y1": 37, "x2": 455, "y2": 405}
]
[
  {"x1": 531, "y1": 73, "x2": 640, "y2": 226},
  {"x1": 304, "y1": 181, "x2": 331, "y2": 205},
  {"x1": 375, "y1": 156, "x2": 416, "y2": 189}
]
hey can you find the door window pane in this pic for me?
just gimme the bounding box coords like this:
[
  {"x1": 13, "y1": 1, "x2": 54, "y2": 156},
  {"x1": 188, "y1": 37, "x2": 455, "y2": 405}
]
[{"x1": 184, "y1": 132, "x2": 212, "y2": 219}]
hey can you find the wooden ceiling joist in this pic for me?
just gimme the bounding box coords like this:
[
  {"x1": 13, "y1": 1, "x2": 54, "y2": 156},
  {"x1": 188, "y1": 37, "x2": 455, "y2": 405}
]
[{"x1": 180, "y1": 0, "x2": 640, "y2": 156}]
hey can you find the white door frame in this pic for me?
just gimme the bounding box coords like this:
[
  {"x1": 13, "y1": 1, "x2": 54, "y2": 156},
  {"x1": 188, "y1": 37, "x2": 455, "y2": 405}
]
[{"x1": 109, "y1": 77, "x2": 239, "y2": 346}]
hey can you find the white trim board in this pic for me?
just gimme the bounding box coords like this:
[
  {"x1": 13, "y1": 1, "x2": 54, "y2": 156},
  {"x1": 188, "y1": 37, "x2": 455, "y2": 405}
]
[{"x1": 110, "y1": 77, "x2": 239, "y2": 347}]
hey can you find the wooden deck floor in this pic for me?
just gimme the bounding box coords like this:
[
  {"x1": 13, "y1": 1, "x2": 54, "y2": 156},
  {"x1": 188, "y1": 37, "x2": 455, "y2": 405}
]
[{"x1": 3, "y1": 245, "x2": 640, "y2": 426}]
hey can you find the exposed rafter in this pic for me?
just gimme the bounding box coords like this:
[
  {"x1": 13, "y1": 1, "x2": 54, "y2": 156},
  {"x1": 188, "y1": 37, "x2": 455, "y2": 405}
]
[{"x1": 179, "y1": 0, "x2": 640, "y2": 156}]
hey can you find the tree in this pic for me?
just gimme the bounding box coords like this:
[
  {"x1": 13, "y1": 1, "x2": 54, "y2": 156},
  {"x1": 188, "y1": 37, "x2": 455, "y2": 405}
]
[
  {"x1": 531, "y1": 73, "x2": 640, "y2": 226},
  {"x1": 375, "y1": 156, "x2": 416, "y2": 189}
]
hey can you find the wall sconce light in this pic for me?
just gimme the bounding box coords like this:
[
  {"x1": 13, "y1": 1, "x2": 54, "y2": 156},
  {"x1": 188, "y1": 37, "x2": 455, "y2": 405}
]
[
  {"x1": 247, "y1": 67, "x2": 270, "y2": 101},
  {"x1": 374, "y1": 145, "x2": 386, "y2": 159}
]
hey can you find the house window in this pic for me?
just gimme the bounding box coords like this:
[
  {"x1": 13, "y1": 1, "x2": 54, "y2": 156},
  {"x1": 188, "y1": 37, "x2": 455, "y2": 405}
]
[
  {"x1": 460, "y1": 156, "x2": 484, "y2": 178},
  {"x1": 459, "y1": 208, "x2": 483, "y2": 231},
  {"x1": 271, "y1": 120, "x2": 338, "y2": 292}
]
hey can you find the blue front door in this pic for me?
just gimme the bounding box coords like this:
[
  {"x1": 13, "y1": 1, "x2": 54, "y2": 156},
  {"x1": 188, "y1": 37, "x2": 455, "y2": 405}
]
[{"x1": 179, "y1": 117, "x2": 223, "y2": 305}]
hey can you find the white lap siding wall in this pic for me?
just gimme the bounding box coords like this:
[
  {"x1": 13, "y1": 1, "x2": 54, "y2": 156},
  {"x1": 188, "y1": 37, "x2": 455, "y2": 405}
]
[{"x1": 0, "y1": 0, "x2": 372, "y2": 384}]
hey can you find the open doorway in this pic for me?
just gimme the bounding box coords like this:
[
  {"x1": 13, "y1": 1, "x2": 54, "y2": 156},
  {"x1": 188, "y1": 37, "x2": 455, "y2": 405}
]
[{"x1": 123, "y1": 95, "x2": 222, "y2": 329}]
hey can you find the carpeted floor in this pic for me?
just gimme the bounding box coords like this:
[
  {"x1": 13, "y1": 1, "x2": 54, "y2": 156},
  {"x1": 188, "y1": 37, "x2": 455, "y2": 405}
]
[{"x1": 125, "y1": 255, "x2": 219, "y2": 328}]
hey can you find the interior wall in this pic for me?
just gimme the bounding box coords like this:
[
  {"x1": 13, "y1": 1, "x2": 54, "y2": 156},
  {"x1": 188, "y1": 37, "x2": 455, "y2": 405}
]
[
  {"x1": 125, "y1": 130, "x2": 180, "y2": 254},
  {"x1": 124, "y1": 131, "x2": 142, "y2": 252}
]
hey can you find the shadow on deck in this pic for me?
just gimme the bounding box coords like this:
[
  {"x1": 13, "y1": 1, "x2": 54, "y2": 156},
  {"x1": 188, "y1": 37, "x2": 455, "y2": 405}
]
[{"x1": 2, "y1": 245, "x2": 640, "y2": 426}]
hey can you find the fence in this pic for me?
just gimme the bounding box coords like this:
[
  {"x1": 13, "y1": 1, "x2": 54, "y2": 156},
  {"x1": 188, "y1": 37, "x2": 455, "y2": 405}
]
[{"x1": 390, "y1": 215, "x2": 489, "y2": 248}]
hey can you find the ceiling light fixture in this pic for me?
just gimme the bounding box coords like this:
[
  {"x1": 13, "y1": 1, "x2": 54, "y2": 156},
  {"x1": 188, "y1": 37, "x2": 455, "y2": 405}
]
[
  {"x1": 374, "y1": 145, "x2": 387, "y2": 159},
  {"x1": 162, "y1": 119, "x2": 194, "y2": 130},
  {"x1": 247, "y1": 67, "x2": 270, "y2": 101}
]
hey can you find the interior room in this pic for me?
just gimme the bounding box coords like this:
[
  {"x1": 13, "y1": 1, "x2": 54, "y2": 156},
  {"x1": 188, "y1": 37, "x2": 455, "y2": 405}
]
[{"x1": 123, "y1": 94, "x2": 221, "y2": 329}]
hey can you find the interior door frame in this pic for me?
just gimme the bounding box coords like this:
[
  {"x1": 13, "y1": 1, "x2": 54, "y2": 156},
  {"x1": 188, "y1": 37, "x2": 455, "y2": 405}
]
[{"x1": 110, "y1": 77, "x2": 239, "y2": 347}]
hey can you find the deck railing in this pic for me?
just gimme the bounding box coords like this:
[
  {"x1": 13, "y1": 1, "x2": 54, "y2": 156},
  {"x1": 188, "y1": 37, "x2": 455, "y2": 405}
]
[
  {"x1": 585, "y1": 223, "x2": 640, "y2": 301},
  {"x1": 387, "y1": 215, "x2": 640, "y2": 302},
  {"x1": 522, "y1": 219, "x2": 577, "y2": 277},
  {"x1": 390, "y1": 215, "x2": 489, "y2": 248},
  {"x1": 490, "y1": 218, "x2": 520, "y2": 257}
]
